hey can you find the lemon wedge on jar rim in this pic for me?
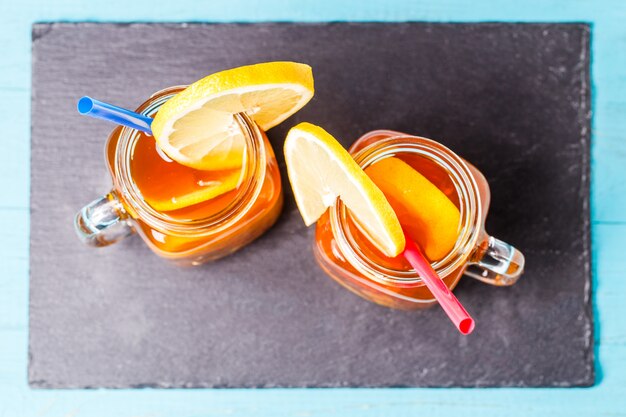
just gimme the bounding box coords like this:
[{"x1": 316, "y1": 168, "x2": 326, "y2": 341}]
[
  {"x1": 151, "y1": 61, "x2": 314, "y2": 171},
  {"x1": 284, "y1": 122, "x2": 405, "y2": 257}
]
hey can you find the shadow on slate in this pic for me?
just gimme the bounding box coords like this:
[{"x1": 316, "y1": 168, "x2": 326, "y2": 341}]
[{"x1": 29, "y1": 22, "x2": 592, "y2": 388}]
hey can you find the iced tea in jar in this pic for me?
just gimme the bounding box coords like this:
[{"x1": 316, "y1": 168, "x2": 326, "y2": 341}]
[
  {"x1": 313, "y1": 130, "x2": 524, "y2": 309},
  {"x1": 75, "y1": 62, "x2": 314, "y2": 265},
  {"x1": 284, "y1": 123, "x2": 524, "y2": 312}
]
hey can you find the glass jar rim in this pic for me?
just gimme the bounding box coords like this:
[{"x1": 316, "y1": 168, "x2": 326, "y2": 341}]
[
  {"x1": 329, "y1": 134, "x2": 482, "y2": 286},
  {"x1": 114, "y1": 86, "x2": 267, "y2": 235}
]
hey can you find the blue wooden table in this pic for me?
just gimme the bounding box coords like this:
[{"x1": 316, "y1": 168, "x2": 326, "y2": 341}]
[{"x1": 2, "y1": 1, "x2": 625, "y2": 415}]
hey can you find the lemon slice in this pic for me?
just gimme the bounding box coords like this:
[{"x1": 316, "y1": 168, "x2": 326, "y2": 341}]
[
  {"x1": 365, "y1": 157, "x2": 461, "y2": 261},
  {"x1": 284, "y1": 122, "x2": 405, "y2": 257},
  {"x1": 152, "y1": 62, "x2": 314, "y2": 170},
  {"x1": 145, "y1": 169, "x2": 242, "y2": 212}
]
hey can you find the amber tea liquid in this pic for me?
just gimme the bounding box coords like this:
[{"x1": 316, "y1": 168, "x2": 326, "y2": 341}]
[
  {"x1": 313, "y1": 131, "x2": 494, "y2": 308},
  {"x1": 129, "y1": 129, "x2": 247, "y2": 221},
  {"x1": 105, "y1": 121, "x2": 282, "y2": 262}
]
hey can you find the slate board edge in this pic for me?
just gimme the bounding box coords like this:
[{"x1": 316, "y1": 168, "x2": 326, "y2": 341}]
[{"x1": 579, "y1": 23, "x2": 595, "y2": 387}]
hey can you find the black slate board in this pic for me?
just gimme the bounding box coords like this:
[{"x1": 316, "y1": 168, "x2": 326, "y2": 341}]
[{"x1": 29, "y1": 22, "x2": 593, "y2": 388}]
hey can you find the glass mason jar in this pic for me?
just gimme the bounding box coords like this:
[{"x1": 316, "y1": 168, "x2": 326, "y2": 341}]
[
  {"x1": 314, "y1": 130, "x2": 524, "y2": 310},
  {"x1": 75, "y1": 86, "x2": 283, "y2": 266}
]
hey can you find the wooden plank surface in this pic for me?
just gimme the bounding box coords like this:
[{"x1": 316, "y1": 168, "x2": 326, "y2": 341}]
[{"x1": 1, "y1": 0, "x2": 626, "y2": 415}]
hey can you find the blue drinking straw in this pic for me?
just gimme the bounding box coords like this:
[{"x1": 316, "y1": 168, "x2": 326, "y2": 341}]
[{"x1": 77, "y1": 96, "x2": 153, "y2": 135}]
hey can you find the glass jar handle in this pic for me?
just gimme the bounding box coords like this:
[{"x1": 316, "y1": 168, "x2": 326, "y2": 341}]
[
  {"x1": 74, "y1": 192, "x2": 134, "y2": 247},
  {"x1": 464, "y1": 236, "x2": 525, "y2": 286}
]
